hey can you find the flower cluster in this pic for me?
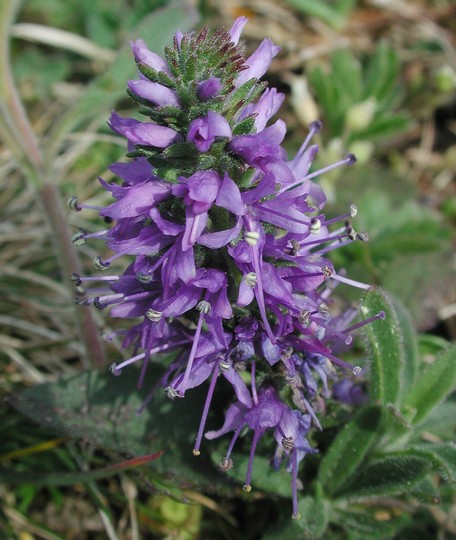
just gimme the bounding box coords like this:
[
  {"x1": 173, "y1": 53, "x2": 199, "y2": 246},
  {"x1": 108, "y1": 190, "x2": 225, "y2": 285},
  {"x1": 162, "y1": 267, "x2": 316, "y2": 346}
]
[{"x1": 70, "y1": 18, "x2": 384, "y2": 518}]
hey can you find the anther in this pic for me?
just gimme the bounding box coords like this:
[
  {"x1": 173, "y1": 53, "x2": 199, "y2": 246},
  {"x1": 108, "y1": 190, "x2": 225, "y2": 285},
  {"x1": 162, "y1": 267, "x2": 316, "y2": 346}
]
[
  {"x1": 219, "y1": 359, "x2": 232, "y2": 372},
  {"x1": 70, "y1": 273, "x2": 82, "y2": 286},
  {"x1": 219, "y1": 458, "x2": 233, "y2": 471},
  {"x1": 346, "y1": 227, "x2": 357, "y2": 241},
  {"x1": 192, "y1": 448, "x2": 201, "y2": 456},
  {"x1": 318, "y1": 302, "x2": 329, "y2": 317},
  {"x1": 94, "y1": 297, "x2": 107, "y2": 310},
  {"x1": 344, "y1": 152, "x2": 357, "y2": 166},
  {"x1": 299, "y1": 310, "x2": 311, "y2": 326},
  {"x1": 310, "y1": 217, "x2": 321, "y2": 234},
  {"x1": 356, "y1": 231, "x2": 369, "y2": 242},
  {"x1": 350, "y1": 204, "x2": 358, "y2": 218},
  {"x1": 322, "y1": 266, "x2": 333, "y2": 279},
  {"x1": 280, "y1": 346, "x2": 293, "y2": 361},
  {"x1": 146, "y1": 309, "x2": 163, "y2": 322},
  {"x1": 93, "y1": 256, "x2": 110, "y2": 271},
  {"x1": 197, "y1": 300, "x2": 211, "y2": 314},
  {"x1": 353, "y1": 366, "x2": 362, "y2": 376},
  {"x1": 292, "y1": 512, "x2": 302, "y2": 520},
  {"x1": 244, "y1": 272, "x2": 257, "y2": 287},
  {"x1": 137, "y1": 272, "x2": 154, "y2": 284},
  {"x1": 109, "y1": 363, "x2": 122, "y2": 376},
  {"x1": 289, "y1": 239, "x2": 300, "y2": 256},
  {"x1": 285, "y1": 373, "x2": 299, "y2": 385},
  {"x1": 164, "y1": 386, "x2": 179, "y2": 399},
  {"x1": 245, "y1": 231, "x2": 260, "y2": 246},
  {"x1": 309, "y1": 120, "x2": 322, "y2": 133},
  {"x1": 282, "y1": 436, "x2": 294, "y2": 453},
  {"x1": 67, "y1": 196, "x2": 81, "y2": 211},
  {"x1": 72, "y1": 229, "x2": 87, "y2": 246},
  {"x1": 243, "y1": 484, "x2": 252, "y2": 493}
]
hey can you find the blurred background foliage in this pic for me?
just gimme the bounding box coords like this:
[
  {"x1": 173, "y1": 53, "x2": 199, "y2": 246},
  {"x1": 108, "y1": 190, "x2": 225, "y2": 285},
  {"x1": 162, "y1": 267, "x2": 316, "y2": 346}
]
[{"x1": 1, "y1": 0, "x2": 455, "y2": 538}]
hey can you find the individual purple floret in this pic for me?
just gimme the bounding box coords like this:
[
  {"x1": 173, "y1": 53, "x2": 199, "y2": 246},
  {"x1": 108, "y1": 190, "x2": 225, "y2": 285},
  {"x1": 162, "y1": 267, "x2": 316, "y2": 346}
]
[{"x1": 70, "y1": 17, "x2": 383, "y2": 518}]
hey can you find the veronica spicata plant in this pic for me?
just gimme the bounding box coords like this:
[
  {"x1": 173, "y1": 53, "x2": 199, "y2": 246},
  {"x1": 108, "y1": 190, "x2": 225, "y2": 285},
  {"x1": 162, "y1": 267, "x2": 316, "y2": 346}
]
[{"x1": 70, "y1": 18, "x2": 384, "y2": 518}]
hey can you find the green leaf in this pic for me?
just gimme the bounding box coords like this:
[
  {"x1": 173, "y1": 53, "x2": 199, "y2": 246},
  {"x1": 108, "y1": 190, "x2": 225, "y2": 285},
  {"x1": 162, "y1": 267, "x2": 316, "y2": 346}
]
[
  {"x1": 364, "y1": 43, "x2": 399, "y2": 103},
  {"x1": 338, "y1": 454, "x2": 431, "y2": 499},
  {"x1": 418, "y1": 334, "x2": 450, "y2": 357},
  {"x1": 318, "y1": 404, "x2": 383, "y2": 495},
  {"x1": 390, "y1": 297, "x2": 419, "y2": 397},
  {"x1": 263, "y1": 495, "x2": 330, "y2": 540},
  {"x1": 362, "y1": 287, "x2": 405, "y2": 406},
  {"x1": 330, "y1": 50, "x2": 363, "y2": 104},
  {"x1": 224, "y1": 453, "x2": 291, "y2": 497},
  {"x1": 409, "y1": 477, "x2": 441, "y2": 504},
  {"x1": 0, "y1": 452, "x2": 162, "y2": 487},
  {"x1": 46, "y1": 3, "x2": 199, "y2": 160},
  {"x1": 411, "y1": 401, "x2": 456, "y2": 440},
  {"x1": 412, "y1": 443, "x2": 456, "y2": 487},
  {"x1": 283, "y1": 0, "x2": 348, "y2": 29},
  {"x1": 336, "y1": 508, "x2": 409, "y2": 538},
  {"x1": 9, "y1": 367, "x2": 234, "y2": 494},
  {"x1": 402, "y1": 343, "x2": 456, "y2": 425},
  {"x1": 355, "y1": 115, "x2": 411, "y2": 141}
]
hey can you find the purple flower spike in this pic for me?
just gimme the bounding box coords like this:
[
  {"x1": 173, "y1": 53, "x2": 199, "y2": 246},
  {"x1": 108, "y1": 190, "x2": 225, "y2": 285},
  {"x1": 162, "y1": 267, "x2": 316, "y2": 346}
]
[
  {"x1": 188, "y1": 111, "x2": 232, "y2": 152},
  {"x1": 73, "y1": 18, "x2": 381, "y2": 519}
]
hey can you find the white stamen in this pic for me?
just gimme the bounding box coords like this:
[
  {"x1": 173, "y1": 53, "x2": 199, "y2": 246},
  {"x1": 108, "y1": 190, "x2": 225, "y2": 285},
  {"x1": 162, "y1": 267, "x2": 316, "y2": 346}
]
[
  {"x1": 244, "y1": 272, "x2": 257, "y2": 287},
  {"x1": 245, "y1": 231, "x2": 260, "y2": 246},
  {"x1": 310, "y1": 218, "x2": 321, "y2": 234},
  {"x1": 146, "y1": 309, "x2": 163, "y2": 322}
]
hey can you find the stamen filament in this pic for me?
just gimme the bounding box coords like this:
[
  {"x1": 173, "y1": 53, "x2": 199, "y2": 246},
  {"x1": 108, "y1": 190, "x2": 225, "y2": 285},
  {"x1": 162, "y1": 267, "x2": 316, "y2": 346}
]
[
  {"x1": 344, "y1": 311, "x2": 386, "y2": 334},
  {"x1": 330, "y1": 272, "x2": 371, "y2": 291},
  {"x1": 193, "y1": 360, "x2": 220, "y2": 456},
  {"x1": 178, "y1": 307, "x2": 207, "y2": 396},
  {"x1": 244, "y1": 429, "x2": 262, "y2": 491}
]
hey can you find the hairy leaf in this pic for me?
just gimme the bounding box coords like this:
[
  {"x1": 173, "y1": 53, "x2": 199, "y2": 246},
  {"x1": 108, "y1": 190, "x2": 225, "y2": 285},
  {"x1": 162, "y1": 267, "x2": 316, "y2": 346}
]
[
  {"x1": 318, "y1": 404, "x2": 383, "y2": 495},
  {"x1": 362, "y1": 287, "x2": 404, "y2": 406},
  {"x1": 403, "y1": 343, "x2": 456, "y2": 425},
  {"x1": 10, "y1": 367, "x2": 234, "y2": 494},
  {"x1": 338, "y1": 454, "x2": 430, "y2": 499}
]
